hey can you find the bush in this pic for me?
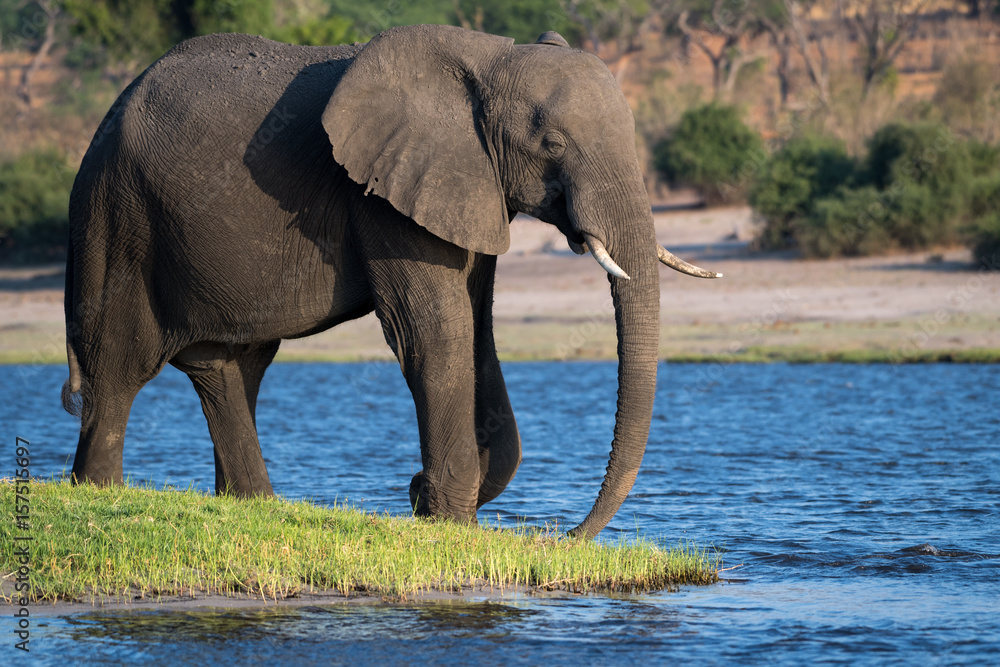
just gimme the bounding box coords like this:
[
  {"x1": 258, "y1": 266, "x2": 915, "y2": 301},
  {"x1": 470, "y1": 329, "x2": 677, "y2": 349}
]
[
  {"x1": 858, "y1": 124, "x2": 1000, "y2": 251},
  {"x1": 653, "y1": 103, "x2": 764, "y2": 205},
  {"x1": 862, "y1": 123, "x2": 971, "y2": 195},
  {"x1": 966, "y1": 140, "x2": 1000, "y2": 175},
  {"x1": 970, "y1": 213, "x2": 1000, "y2": 268},
  {"x1": 967, "y1": 170, "x2": 1000, "y2": 220},
  {"x1": 884, "y1": 184, "x2": 959, "y2": 249},
  {"x1": 749, "y1": 135, "x2": 857, "y2": 249},
  {"x1": 277, "y1": 16, "x2": 357, "y2": 46},
  {"x1": 966, "y1": 171, "x2": 1000, "y2": 268},
  {"x1": 798, "y1": 186, "x2": 894, "y2": 258},
  {"x1": 0, "y1": 151, "x2": 76, "y2": 262},
  {"x1": 751, "y1": 122, "x2": 1000, "y2": 258}
]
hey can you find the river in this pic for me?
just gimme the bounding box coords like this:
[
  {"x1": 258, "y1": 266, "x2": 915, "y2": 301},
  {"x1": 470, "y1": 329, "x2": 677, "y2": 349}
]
[{"x1": 2, "y1": 362, "x2": 997, "y2": 664}]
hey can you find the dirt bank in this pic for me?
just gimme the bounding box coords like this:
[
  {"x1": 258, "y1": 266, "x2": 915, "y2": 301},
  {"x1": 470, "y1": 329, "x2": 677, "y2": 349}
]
[{"x1": 2, "y1": 206, "x2": 997, "y2": 364}]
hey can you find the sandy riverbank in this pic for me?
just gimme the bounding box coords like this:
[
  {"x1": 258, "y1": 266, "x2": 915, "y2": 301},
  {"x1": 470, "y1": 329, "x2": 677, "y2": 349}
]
[{"x1": 2, "y1": 205, "x2": 998, "y2": 364}]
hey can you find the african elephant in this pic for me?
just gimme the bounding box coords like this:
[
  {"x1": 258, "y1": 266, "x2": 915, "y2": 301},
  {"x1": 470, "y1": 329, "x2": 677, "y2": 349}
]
[{"x1": 62, "y1": 25, "x2": 718, "y2": 538}]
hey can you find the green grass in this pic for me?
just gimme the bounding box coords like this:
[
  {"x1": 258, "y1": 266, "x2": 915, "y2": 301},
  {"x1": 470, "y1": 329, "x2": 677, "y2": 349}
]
[{"x1": 0, "y1": 480, "x2": 720, "y2": 604}]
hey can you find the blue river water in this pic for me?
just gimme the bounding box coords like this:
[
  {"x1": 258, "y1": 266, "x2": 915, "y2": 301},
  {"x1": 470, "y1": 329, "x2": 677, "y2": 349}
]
[{"x1": 2, "y1": 362, "x2": 998, "y2": 664}]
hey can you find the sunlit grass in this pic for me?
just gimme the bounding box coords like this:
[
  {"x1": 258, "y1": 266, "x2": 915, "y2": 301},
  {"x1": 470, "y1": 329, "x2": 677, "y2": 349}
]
[{"x1": 0, "y1": 480, "x2": 719, "y2": 604}]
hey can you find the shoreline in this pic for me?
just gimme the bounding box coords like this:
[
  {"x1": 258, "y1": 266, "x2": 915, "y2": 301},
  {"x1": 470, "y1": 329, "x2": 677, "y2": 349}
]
[
  {"x1": 4, "y1": 348, "x2": 1000, "y2": 365},
  {"x1": 3, "y1": 207, "x2": 998, "y2": 365},
  {"x1": 1, "y1": 581, "x2": 585, "y2": 617}
]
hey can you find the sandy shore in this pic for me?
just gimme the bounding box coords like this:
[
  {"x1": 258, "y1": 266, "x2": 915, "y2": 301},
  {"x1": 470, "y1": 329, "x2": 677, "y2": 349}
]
[{"x1": 2, "y1": 205, "x2": 998, "y2": 364}]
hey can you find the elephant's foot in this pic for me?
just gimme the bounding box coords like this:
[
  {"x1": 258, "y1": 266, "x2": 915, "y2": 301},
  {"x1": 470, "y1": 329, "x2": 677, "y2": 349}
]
[
  {"x1": 70, "y1": 469, "x2": 124, "y2": 487},
  {"x1": 215, "y1": 479, "x2": 275, "y2": 499},
  {"x1": 70, "y1": 433, "x2": 128, "y2": 488},
  {"x1": 408, "y1": 471, "x2": 477, "y2": 524},
  {"x1": 409, "y1": 471, "x2": 430, "y2": 516}
]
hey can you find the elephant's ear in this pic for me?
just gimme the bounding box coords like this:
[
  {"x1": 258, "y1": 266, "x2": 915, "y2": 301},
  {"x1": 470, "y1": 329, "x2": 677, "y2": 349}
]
[{"x1": 323, "y1": 25, "x2": 514, "y2": 255}]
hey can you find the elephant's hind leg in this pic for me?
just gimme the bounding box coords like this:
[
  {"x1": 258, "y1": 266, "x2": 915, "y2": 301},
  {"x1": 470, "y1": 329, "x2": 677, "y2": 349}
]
[
  {"x1": 70, "y1": 370, "x2": 147, "y2": 487},
  {"x1": 70, "y1": 334, "x2": 166, "y2": 486},
  {"x1": 171, "y1": 341, "x2": 279, "y2": 497}
]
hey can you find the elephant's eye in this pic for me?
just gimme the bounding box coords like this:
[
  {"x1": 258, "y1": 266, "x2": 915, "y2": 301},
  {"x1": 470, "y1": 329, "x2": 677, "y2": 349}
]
[{"x1": 541, "y1": 132, "x2": 567, "y2": 159}]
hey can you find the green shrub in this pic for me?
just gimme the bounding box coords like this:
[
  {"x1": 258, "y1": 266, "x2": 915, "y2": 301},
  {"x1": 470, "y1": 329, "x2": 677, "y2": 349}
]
[
  {"x1": 751, "y1": 122, "x2": 1000, "y2": 258},
  {"x1": 0, "y1": 151, "x2": 76, "y2": 261},
  {"x1": 970, "y1": 212, "x2": 1000, "y2": 268},
  {"x1": 798, "y1": 186, "x2": 894, "y2": 258},
  {"x1": 856, "y1": 125, "x2": 1000, "y2": 252},
  {"x1": 749, "y1": 135, "x2": 857, "y2": 249},
  {"x1": 967, "y1": 170, "x2": 1000, "y2": 219},
  {"x1": 884, "y1": 183, "x2": 961, "y2": 249},
  {"x1": 275, "y1": 15, "x2": 357, "y2": 46},
  {"x1": 966, "y1": 140, "x2": 1000, "y2": 175},
  {"x1": 653, "y1": 103, "x2": 764, "y2": 205},
  {"x1": 966, "y1": 171, "x2": 1000, "y2": 268},
  {"x1": 863, "y1": 122, "x2": 971, "y2": 195}
]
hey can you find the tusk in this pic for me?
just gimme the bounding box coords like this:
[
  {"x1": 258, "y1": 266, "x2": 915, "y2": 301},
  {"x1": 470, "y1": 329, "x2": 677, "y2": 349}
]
[
  {"x1": 585, "y1": 234, "x2": 630, "y2": 280},
  {"x1": 657, "y1": 245, "x2": 723, "y2": 279}
]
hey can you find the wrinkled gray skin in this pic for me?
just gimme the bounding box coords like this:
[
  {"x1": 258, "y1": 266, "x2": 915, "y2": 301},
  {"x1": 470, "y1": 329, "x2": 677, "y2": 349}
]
[{"x1": 64, "y1": 25, "x2": 665, "y2": 538}]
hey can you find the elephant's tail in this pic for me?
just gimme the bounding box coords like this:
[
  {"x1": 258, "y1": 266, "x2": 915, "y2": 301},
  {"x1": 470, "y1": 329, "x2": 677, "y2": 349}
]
[
  {"x1": 61, "y1": 342, "x2": 84, "y2": 418},
  {"x1": 62, "y1": 239, "x2": 86, "y2": 419}
]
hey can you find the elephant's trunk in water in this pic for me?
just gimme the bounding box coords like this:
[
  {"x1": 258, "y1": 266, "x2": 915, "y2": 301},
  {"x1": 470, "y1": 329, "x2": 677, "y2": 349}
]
[{"x1": 567, "y1": 194, "x2": 660, "y2": 540}]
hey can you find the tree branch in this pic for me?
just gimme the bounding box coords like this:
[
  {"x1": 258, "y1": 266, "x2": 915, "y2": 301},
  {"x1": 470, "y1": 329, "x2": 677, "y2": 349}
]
[
  {"x1": 561, "y1": 0, "x2": 602, "y2": 53},
  {"x1": 785, "y1": 0, "x2": 829, "y2": 104},
  {"x1": 17, "y1": 0, "x2": 57, "y2": 108}
]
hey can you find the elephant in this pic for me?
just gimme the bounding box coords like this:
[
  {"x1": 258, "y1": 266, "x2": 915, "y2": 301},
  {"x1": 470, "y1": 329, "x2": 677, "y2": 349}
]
[{"x1": 62, "y1": 24, "x2": 719, "y2": 539}]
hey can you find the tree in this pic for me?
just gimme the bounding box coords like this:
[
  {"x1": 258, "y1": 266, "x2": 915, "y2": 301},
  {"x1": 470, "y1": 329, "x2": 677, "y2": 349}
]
[
  {"x1": 59, "y1": 0, "x2": 367, "y2": 82},
  {"x1": 676, "y1": 0, "x2": 769, "y2": 99},
  {"x1": 62, "y1": 0, "x2": 181, "y2": 68},
  {"x1": 843, "y1": 0, "x2": 929, "y2": 98},
  {"x1": 454, "y1": 0, "x2": 573, "y2": 44},
  {"x1": 4, "y1": 0, "x2": 59, "y2": 107},
  {"x1": 783, "y1": 0, "x2": 830, "y2": 105},
  {"x1": 559, "y1": 0, "x2": 653, "y2": 56},
  {"x1": 758, "y1": 4, "x2": 793, "y2": 106}
]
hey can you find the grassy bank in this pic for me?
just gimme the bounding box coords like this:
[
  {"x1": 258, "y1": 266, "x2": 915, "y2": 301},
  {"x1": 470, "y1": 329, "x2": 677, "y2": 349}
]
[{"x1": 0, "y1": 481, "x2": 719, "y2": 604}]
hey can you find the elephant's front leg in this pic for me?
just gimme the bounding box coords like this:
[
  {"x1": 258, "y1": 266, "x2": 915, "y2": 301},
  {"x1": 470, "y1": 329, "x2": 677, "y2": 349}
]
[
  {"x1": 469, "y1": 254, "x2": 521, "y2": 507},
  {"x1": 356, "y1": 212, "x2": 481, "y2": 523},
  {"x1": 403, "y1": 331, "x2": 480, "y2": 522}
]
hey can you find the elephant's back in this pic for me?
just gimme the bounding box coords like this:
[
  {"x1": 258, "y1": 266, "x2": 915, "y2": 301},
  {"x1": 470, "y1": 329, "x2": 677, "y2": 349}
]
[
  {"x1": 111, "y1": 34, "x2": 361, "y2": 239},
  {"x1": 133, "y1": 34, "x2": 359, "y2": 131},
  {"x1": 72, "y1": 34, "x2": 359, "y2": 227},
  {"x1": 68, "y1": 35, "x2": 365, "y2": 338}
]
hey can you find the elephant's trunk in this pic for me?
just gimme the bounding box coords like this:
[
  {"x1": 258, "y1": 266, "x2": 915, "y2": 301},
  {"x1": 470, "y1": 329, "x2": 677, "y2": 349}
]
[{"x1": 566, "y1": 186, "x2": 660, "y2": 540}]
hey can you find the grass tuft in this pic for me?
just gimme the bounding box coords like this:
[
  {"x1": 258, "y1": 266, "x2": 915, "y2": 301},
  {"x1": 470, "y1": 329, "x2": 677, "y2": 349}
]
[{"x1": 1, "y1": 480, "x2": 719, "y2": 604}]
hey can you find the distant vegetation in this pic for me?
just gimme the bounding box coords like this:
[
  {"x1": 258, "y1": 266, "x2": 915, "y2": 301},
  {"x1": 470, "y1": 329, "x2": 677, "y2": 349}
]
[
  {"x1": 2, "y1": 1, "x2": 1000, "y2": 264},
  {"x1": 653, "y1": 103, "x2": 764, "y2": 205},
  {"x1": 0, "y1": 150, "x2": 75, "y2": 260},
  {"x1": 748, "y1": 123, "x2": 1000, "y2": 259}
]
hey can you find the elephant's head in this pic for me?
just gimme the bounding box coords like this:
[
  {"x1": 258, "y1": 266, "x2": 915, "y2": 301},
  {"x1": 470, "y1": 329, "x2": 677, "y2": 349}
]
[{"x1": 323, "y1": 25, "x2": 718, "y2": 538}]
